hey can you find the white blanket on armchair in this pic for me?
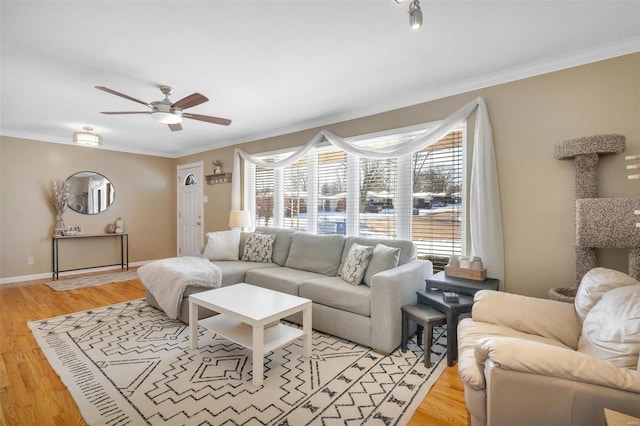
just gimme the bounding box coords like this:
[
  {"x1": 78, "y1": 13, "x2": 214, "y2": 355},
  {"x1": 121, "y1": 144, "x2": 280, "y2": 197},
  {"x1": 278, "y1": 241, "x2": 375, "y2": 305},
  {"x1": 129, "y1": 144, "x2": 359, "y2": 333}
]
[{"x1": 137, "y1": 256, "x2": 222, "y2": 319}]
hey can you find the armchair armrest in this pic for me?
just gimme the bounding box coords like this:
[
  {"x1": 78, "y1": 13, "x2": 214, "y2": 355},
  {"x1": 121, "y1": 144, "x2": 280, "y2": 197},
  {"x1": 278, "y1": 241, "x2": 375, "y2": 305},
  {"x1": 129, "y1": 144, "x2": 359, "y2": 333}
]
[
  {"x1": 473, "y1": 290, "x2": 581, "y2": 349},
  {"x1": 475, "y1": 337, "x2": 640, "y2": 393},
  {"x1": 369, "y1": 259, "x2": 431, "y2": 354}
]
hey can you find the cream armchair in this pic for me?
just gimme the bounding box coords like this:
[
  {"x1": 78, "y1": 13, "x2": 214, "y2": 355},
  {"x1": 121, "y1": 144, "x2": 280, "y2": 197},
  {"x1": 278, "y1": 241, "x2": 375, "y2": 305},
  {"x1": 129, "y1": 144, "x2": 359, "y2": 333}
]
[{"x1": 457, "y1": 268, "x2": 640, "y2": 426}]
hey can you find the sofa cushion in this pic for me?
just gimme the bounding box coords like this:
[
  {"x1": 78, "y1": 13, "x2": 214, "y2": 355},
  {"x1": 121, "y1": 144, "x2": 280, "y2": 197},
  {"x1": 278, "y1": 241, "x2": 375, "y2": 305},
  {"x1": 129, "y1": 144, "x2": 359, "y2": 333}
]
[
  {"x1": 203, "y1": 229, "x2": 240, "y2": 261},
  {"x1": 458, "y1": 317, "x2": 572, "y2": 390},
  {"x1": 212, "y1": 260, "x2": 279, "y2": 286},
  {"x1": 340, "y1": 243, "x2": 374, "y2": 285},
  {"x1": 245, "y1": 266, "x2": 324, "y2": 296},
  {"x1": 578, "y1": 285, "x2": 640, "y2": 368},
  {"x1": 363, "y1": 244, "x2": 401, "y2": 286},
  {"x1": 255, "y1": 226, "x2": 296, "y2": 266},
  {"x1": 472, "y1": 290, "x2": 581, "y2": 349},
  {"x1": 575, "y1": 267, "x2": 639, "y2": 322},
  {"x1": 300, "y1": 276, "x2": 371, "y2": 317},
  {"x1": 340, "y1": 237, "x2": 415, "y2": 270},
  {"x1": 285, "y1": 233, "x2": 345, "y2": 276},
  {"x1": 242, "y1": 233, "x2": 275, "y2": 262}
]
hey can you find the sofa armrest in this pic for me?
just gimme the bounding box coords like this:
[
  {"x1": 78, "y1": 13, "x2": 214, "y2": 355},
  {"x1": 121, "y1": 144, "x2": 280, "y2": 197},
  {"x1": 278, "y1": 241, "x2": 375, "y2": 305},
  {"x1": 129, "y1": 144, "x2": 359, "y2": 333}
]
[
  {"x1": 472, "y1": 290, "x2": 581, "y2": 349},
  {"x1": 475, "y1": 337, "x2": 640, "y2": 393},
  {"x1": 369, "y1": 259, "x2": 431, "y2": 354}
]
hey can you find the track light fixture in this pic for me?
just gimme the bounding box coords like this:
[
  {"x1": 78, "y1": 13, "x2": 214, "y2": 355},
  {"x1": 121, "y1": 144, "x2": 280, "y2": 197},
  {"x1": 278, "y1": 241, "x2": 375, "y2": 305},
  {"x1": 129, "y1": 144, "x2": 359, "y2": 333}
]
[
  {"x1": 409, "y1": 0, "x2": 423, "y2": 30},
  {"x1": 394, "y1": 0, "x2": 423, "y2": 30}
]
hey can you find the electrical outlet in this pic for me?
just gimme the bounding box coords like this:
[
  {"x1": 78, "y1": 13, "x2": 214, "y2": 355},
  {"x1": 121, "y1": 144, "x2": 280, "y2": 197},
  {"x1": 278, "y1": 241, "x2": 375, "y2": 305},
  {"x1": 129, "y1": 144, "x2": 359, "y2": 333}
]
[{"x1": 27, "y1": 256, "x2": 34, "y2": 265}]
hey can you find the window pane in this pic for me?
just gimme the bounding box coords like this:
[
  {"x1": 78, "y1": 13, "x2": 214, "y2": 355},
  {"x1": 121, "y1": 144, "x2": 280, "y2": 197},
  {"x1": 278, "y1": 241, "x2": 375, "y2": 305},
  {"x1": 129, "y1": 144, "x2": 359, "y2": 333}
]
[
  {"x1": 411, "y1": 130, "x2": 464, "y2": 271},
  {"x1": 255, "y1": 165, "x2": 274, "y2": 227},
  {"x1": 317, "y1": 149, "x2": 347, "y2": 235},
  {"x1": 358, "y1": 158, "x2": 397, "y2": 239},
  {"x1": 283, "y1": 157, "x2": 308, "y2": 231}
]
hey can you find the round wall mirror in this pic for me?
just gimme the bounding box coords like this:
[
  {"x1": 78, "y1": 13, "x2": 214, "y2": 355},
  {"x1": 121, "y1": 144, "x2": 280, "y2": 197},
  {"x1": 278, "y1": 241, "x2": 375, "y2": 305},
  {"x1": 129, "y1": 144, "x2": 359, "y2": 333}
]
[{"x1": 66, "y1": 171, "x2": 115, "y2": 214}]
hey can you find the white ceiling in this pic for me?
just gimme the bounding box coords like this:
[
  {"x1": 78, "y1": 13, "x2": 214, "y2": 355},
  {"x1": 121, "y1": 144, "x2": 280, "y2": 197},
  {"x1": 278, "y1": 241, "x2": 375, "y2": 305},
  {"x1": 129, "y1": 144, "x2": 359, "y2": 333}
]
[{"x1": 1, "y1": 1, "x2": 639, "y2": 158}]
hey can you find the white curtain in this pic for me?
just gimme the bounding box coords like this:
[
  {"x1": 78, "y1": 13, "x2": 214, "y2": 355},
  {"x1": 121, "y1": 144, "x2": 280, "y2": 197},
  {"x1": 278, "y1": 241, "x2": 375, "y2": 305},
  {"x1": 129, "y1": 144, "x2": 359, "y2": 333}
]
[{"x1": 232, "y1": 97, "x2": 505, "y2": 284}]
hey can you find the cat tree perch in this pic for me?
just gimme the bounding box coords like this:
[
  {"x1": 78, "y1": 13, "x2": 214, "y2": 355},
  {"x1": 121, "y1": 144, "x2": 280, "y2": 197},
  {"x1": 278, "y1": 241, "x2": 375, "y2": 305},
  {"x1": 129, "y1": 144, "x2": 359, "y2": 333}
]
[{"x1": 549, "y1": 134, "x2": 640, "y2": 302}]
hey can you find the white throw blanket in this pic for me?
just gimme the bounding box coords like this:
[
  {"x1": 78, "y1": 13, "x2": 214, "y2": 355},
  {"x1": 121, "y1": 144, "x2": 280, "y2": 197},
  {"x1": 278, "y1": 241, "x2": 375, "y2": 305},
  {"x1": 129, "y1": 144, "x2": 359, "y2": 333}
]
[{"x1": 137, "y1": 256, "x2": 222, "y2": 319}]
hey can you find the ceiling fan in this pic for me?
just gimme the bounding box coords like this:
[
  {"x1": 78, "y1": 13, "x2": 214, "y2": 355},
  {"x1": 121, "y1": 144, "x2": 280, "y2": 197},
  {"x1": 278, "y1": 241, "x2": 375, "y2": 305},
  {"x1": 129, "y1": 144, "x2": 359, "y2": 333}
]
[{"x1": 96, "y1": 85, "x2": 231, "y2": 131}]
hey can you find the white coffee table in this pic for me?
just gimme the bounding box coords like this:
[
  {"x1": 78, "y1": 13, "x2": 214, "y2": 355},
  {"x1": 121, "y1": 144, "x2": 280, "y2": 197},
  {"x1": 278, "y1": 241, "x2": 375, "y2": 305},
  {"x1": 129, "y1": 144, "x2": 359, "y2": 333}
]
[{"x1": 189, "y1": 283, "x2": 312, "y2": 386}]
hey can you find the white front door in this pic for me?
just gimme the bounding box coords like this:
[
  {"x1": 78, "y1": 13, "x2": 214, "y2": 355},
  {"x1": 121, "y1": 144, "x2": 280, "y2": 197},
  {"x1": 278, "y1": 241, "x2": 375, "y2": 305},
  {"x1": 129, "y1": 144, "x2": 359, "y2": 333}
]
[{"x1": 177, "y1": 162, "x2": 204, "y2": 257}]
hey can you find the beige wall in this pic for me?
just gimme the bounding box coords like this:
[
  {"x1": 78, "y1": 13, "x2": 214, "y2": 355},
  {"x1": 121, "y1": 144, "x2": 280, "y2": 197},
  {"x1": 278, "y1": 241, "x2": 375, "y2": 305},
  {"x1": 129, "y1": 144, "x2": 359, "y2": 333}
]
[
  {"x1": 0, "y1": 137, "x2": 177, "y2": 279},
  {"x1": 180, "y1": 53, "x2": 640, "y2": 298}
]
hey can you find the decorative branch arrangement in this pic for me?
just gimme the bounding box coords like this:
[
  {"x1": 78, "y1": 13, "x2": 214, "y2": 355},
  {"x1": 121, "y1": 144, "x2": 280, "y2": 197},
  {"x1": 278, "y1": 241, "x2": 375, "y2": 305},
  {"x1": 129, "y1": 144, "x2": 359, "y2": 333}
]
[{"x1": 51, "y1": 179, "x2": 70, "y2": 236}]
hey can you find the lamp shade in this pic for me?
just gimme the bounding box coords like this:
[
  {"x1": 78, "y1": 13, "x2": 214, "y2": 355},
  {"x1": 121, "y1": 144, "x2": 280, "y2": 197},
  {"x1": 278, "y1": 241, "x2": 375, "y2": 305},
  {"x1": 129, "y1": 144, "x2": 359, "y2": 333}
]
[{"x1": 228, "y1": 210, "x2": 251, "y2": 228}]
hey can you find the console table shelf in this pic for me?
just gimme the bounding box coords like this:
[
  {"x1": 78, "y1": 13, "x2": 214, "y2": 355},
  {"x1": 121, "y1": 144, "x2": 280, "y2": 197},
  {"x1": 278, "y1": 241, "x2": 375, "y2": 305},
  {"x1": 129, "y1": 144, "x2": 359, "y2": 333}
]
[{"x1": 52, "y1": 233, "x2": 129, "y2": 279}]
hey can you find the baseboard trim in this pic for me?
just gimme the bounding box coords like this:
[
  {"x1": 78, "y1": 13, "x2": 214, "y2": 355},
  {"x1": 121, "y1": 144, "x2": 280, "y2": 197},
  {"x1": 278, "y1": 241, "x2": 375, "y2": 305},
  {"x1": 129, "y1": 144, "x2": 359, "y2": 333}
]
[{"x1": 0, "y1": 260, "x2": 160, "y2": 285}]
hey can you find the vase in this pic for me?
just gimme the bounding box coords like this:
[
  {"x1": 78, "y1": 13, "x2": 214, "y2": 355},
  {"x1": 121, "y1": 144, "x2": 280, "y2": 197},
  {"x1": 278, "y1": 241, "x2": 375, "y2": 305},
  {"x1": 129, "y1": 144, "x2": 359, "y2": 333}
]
[{"x1": 54, "y1": 217, "x2": 66, "y2": 236}]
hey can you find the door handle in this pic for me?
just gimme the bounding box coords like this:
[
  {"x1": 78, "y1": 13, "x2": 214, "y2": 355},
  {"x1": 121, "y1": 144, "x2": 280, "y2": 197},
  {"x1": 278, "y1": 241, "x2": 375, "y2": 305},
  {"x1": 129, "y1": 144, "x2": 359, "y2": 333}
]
[{"x1": 196, "y1": 222, "x2": 201, "y2": 226}]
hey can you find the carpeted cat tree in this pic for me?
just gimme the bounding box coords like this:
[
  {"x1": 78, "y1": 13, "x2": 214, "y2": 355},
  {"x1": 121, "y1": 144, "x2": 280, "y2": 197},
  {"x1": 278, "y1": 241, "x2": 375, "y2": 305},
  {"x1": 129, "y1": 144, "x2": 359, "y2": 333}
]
[{"x1": 549, "y1": 134, "x2": 640, "y2": 302}]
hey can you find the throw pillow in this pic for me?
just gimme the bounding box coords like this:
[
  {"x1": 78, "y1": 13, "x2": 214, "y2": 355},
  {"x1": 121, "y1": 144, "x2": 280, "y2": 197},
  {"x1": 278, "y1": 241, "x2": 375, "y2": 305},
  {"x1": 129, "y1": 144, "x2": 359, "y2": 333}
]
[
  {"x1": 578, "y1": 284, "x2": 640, "y2": 368},
  {"x1": 242, "y1": 233, "x2": 275, "y2": 263},
  {"x1": 340, "y1": 243, "x2": 374, "y2": 286},
  {"x1": 574, "y1": 267, "x2": 639, "y2": 322},
  {"x1": 363, "y1": 244, "x2": 401, "y2": 286},
  {"x1": 202, "y1": 229, "x2": 241, "y2": 261}
]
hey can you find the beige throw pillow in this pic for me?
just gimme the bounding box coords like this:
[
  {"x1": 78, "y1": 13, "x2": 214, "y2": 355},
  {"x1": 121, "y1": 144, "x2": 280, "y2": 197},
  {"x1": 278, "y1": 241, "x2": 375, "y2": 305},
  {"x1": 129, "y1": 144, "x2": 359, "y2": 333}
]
[
  {"x1": 363, "y1": 244, "x2": 401, "y2": 286},
  {"x1": 341, "y1": 243, "x2": 374, "y2": 286}
]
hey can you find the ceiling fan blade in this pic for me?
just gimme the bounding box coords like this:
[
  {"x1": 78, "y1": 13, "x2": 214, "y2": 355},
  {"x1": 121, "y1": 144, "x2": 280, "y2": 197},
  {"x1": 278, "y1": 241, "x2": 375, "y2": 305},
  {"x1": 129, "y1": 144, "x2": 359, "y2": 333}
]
[
  {"x1": 95, "y1": 86, "x2": 150, "y2": 107},
  {"x1": 100, "y1": 111, "x2": 150, "y2": 115},
  {"x1": 172, "y1": 93, "x2": 208, "y2": 110},
  {"x1": 168, "y1": 123, "x2": 183, "y2": 132},
  {"x1": 183, "y1": 112, "x2": 231, "y2": 126}
]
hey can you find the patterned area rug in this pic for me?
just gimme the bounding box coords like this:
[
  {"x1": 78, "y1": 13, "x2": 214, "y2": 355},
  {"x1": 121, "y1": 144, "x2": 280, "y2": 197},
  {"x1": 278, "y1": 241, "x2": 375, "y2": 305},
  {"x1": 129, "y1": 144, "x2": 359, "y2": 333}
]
[
  {"x1": 45, "y1": 270, "x2": 139, "y2": 291},
  {"x1": 29, "y1": 299, "x2": 447, "y2": 425}
]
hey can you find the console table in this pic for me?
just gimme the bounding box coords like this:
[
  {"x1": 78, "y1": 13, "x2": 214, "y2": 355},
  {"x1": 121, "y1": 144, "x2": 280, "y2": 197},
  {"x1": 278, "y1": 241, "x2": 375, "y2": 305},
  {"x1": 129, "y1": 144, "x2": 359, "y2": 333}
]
[{"x1": 52, "y1": 233, "x2": 128, "y2": 279}]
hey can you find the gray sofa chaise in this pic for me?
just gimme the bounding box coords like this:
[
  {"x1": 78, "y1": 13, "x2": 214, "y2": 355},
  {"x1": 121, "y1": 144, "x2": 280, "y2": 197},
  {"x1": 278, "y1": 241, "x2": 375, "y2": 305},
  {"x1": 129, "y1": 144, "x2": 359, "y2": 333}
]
[{"x1": 146, "y1": 227, "x2": 432, "y2": 354}]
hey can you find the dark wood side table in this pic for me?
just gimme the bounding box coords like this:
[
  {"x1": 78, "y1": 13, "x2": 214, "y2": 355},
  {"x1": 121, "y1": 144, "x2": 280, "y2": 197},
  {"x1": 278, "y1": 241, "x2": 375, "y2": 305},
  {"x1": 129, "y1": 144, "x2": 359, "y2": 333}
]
[
  {"x1": 425, "y1": 271, "x2": 500, "y2": 295},
  {"x1": 417, "y1": 289, "x2": 474, "y2": 366}
]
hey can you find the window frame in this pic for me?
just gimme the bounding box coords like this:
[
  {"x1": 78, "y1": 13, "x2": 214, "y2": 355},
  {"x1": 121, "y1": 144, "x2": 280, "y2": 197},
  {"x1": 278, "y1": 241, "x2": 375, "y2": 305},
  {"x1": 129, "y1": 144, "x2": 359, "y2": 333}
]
[{"x1": 243, "y1": 120, "x2": 467, "y2": 260}]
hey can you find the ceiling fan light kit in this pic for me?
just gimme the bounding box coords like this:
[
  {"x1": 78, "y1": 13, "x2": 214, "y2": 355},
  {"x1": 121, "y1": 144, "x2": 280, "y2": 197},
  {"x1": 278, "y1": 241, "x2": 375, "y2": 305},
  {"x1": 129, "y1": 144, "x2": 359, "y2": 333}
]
[
  {"x1": 73, "y1": 126, "x2": 102, "y2": 147},
  {"x1": 96, "y1": 85, "x2": 231, "y2": 131}
]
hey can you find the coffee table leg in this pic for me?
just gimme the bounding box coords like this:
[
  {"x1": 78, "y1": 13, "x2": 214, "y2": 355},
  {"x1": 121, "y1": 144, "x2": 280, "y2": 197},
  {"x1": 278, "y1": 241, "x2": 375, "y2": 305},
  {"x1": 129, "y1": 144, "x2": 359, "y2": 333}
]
[
  {"x1": 252, "y1": 325, "x2": 264, "y2": 386},
  {"x1": 189, "y1": 300, "x2": 198, "y2": 350},
  {"x1": 303, "y1": 305, "x2": 312, "y2": 357}
]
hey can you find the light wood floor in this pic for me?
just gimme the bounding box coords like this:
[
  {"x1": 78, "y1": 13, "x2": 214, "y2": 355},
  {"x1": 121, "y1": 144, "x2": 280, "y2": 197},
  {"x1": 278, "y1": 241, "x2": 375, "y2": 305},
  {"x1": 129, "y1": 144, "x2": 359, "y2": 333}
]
[{"x1": 0, "y1": 271, "x2": 470, "y2": 425}]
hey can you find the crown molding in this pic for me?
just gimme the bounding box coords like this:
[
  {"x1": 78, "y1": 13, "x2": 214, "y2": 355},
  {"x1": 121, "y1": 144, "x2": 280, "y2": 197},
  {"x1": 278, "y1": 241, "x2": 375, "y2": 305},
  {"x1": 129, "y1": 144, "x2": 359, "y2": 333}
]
[{"x1": 201, "y1": 36, "x2": 640, "y2": 156}]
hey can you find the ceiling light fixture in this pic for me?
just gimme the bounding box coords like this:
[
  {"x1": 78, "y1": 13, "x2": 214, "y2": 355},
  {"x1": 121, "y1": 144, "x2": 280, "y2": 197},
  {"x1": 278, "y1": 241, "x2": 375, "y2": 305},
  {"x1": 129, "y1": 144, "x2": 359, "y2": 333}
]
[
  {"x1": 151, "y1": 110, "x2": 183, "y2": 124},
  {"x1": 393, "y1": 0, "x2": 405, "y2": 3},
  {"x1": 73, "y1": 126, "x2": 102, "y2": 147},
  {"x1": 409, "y1": 0, "x2": 423, "y2": 30}
]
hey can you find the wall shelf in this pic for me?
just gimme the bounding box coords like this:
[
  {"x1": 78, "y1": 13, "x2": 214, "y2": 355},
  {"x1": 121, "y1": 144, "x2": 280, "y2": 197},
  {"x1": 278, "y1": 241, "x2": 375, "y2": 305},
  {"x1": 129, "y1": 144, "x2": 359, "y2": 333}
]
[{"x1": 205, "y1": 172, "x2": 232, "y2": 185}]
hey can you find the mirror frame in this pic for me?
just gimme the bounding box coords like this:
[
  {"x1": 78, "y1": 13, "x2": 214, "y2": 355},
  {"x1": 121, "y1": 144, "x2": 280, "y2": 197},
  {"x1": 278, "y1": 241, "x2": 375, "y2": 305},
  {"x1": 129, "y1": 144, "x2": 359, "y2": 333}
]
[{"x1": 66, "y1": 171, "x2": 116, "y2": 215}]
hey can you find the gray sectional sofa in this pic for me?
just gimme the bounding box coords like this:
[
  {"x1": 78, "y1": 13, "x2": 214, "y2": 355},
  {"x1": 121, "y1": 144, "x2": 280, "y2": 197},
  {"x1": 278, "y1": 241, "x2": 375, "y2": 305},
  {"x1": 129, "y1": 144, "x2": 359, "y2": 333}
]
[{"x1": 146, "y1": 227, "x2": 432, "y2": 354}]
